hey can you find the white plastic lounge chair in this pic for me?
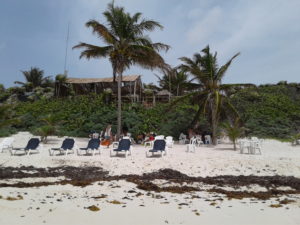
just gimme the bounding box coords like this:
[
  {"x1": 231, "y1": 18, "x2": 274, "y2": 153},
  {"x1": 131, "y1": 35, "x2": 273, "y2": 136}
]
[
  {"x1": 0, "y1": 137, "x2": 14, "y2": 153},
  {"x1": 11, "y1": 138, "x2": 42, "y2": 156}
]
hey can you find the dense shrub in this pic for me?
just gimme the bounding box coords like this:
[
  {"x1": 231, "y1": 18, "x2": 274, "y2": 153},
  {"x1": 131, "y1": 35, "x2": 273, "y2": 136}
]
[
  {"x1": 231, "y1": 84, "x2": 300, "y2": 138},
  {"x1": 12, "y1": 94, "x2": 197, "y2": 139}
]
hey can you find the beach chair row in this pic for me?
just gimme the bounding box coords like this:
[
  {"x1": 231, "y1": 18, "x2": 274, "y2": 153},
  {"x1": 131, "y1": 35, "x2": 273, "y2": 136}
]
[{"x1": 0, "y1": 137, "x2": 168, "y2": 157}]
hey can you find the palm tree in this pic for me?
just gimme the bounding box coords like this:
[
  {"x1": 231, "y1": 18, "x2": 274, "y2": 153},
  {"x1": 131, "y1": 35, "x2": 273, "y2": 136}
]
[
  {"x1": 156, "y1": 68, "x2": 192, "y2": 96},
  {"x1": 15, "y1": 67, "x2": 52, "y2": 91},
  {"x1": 178, "y1": 45, "x2": 242, "y2": 145},
  {"x1": 222, "y1": 118, "x2": 245, "y2": 150},
  {"x1": 73, "y1": 2, "x2": 169, "y2": 138}
]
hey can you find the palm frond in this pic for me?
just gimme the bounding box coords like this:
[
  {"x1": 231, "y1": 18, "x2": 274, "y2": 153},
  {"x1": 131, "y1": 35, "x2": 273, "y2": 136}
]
[
  {"x1": 73, "y1": 43, "x2": 113, "y2": 59},
  {"x1": 85, "y1": 20, "x2": 117, "y2": 44}
]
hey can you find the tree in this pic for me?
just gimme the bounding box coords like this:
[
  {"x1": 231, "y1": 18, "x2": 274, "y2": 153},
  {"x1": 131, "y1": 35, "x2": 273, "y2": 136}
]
[
  {"x1": 35, "y1": 114, "x2": 60, "y2": 143},
  {"x1": 178, "y1": 45, "x2": 242, "y2": 145},
  {"x1": 55, "y1": 74, "x2": 67, "y2": 97},
  {"x1": 15, "y1": 67, "x2": 52, "y2": 91},
  {"x1": 73, "y1": 2, "x2": 169, "y2": 138},
  {"x1": 156, "y1": 68, "x2": 192, "y2": 96},
  {"x1": 222, "y1": 118, "x2": 245, "y2": 150}
]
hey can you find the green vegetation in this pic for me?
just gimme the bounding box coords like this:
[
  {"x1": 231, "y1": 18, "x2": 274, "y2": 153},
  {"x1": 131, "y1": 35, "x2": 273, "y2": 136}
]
[
  {"x1": 1, "y1": 82, "x2": 299, "y2": 140},
  {"x1": 3, "y1": 94, "x2": 196, "y2": 139},
  {"x1": 231, "y1": 83, "x2": 300, "y2": 139}
]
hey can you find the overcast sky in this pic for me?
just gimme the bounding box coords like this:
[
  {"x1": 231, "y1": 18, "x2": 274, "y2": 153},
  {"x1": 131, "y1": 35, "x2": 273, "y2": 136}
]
[{"x1": 1, "y1": 0, "x2": 299, "y2": 87}]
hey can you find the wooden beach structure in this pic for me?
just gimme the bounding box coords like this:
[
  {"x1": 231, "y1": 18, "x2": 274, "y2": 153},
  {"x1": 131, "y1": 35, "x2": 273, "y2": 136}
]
[{"x1": 55, "y1": 75, "x2": 143, "y2": 102}]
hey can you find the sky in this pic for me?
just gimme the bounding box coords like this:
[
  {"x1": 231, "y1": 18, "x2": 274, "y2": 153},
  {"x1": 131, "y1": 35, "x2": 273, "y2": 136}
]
[{"x1": 0, "y1": 0, "x2": 300, "y2": 87}]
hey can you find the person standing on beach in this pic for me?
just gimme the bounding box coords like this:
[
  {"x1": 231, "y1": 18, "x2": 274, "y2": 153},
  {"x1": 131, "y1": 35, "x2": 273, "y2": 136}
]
[
  {"x1": 101, "y1": 124, "x2": 112, "y2": 147},
  {"x1": 105, "y1": 124, "x2": 112, "y2": 140}
]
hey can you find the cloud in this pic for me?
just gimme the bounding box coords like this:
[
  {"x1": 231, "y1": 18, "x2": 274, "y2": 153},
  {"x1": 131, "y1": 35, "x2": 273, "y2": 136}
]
[{"x1": 186, "y1": 6, "x2": 222, "y2": 44}]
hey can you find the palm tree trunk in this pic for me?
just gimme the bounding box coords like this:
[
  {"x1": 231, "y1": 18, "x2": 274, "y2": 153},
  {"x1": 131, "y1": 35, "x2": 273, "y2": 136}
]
[
  {"x1": 117, "y1": 72, "x2": 122, "y2": 140},
  {"x1": 211, "y1": 105, "x2": 218, "y2": 145}
]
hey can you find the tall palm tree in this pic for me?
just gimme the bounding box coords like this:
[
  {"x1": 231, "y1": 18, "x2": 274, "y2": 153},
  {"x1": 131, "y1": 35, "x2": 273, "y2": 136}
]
[
  {"x1": 73, "y1": 2, "x2": 169, "y2": 138},
  {"x1": 178, "y1": 45, "x2": 243, "y2": 145},
  {"x1": 15, "y1": 67, "x2": 51, "y2": 90}
]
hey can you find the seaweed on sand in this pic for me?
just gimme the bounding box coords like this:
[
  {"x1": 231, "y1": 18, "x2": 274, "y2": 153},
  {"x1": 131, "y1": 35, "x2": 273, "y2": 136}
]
[{"x1": 1, "y1": 167, "x2": 300, "y2": 201}]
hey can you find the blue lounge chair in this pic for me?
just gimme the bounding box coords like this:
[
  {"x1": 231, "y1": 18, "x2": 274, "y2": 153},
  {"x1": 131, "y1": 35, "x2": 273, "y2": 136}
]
[
  {"x1": 11, "y1": 138, "x2": 41, "y2": 156},
  {"x1": 110, "y1": 139, "x2": 132, "y2": 157},
  {"x1": 77, "y1": 139, "x2": 101, "y2": 156},
  {"x1": 49, "y1": 138, "x2": 75, "y2": 156},
  {"x1": 146, "y1": 139, "x2": 168, "y2": 157}
]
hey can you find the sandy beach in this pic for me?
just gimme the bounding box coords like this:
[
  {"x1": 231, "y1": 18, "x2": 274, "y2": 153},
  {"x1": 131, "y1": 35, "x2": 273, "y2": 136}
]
[{"x1": 0, "y1": 132, "x2": 300, "y2": 225}]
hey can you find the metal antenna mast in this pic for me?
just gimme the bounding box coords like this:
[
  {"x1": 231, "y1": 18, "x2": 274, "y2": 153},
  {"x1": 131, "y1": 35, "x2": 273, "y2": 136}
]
[{"x1": 64, "y1": 22, "x2": 70, "y2": 76}]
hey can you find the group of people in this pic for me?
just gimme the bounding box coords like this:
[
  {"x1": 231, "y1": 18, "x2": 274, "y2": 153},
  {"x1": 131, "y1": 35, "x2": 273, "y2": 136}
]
[
  {"x1": 89, "y1": 125, "x2": 213, "y2": 146},
  {"x1": 89, "y1": 124, "x2": 114, "y2": 147},
  {"x1": 136, "y1": 132, "x2": 156, "y2": 144}
]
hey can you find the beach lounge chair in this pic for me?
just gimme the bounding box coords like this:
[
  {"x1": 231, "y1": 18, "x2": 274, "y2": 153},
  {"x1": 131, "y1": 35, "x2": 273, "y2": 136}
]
[
  {"x1": 0, "y1": 137, "x2": 14, "y2": 153},
  {"x1": 110, "y1": 139, "x2": 132, "y2": 157},
  {"x1": 77, "y1": 139, "x2": 101, "y2": 156},
  {"x1": 49, "y1": 138, "x2": 75, "y2": 156},
  {"x1": 146, "y1": 139, "x2": 168, "y2": 157},
  {"x1": 11, "y1": 138, "x2": 42, "y2": 156},
  {"x1": 165, "y1": 136, "x2": 174, "y2": 148}
]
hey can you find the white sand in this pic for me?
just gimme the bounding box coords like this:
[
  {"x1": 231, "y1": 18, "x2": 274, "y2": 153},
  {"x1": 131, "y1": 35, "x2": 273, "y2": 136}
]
[{"x1": 0, "y1": 132, "x2": 300, "y2": 225}]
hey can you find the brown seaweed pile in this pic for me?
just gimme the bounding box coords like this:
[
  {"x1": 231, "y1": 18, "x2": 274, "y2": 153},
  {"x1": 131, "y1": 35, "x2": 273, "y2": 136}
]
[{"x1": 1, "y1": 166, "x2": 300, "y2": 200}]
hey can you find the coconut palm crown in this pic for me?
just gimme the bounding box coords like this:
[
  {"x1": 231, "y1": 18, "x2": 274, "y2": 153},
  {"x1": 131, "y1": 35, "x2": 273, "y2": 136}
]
[
  {"x1": 73, "y1": 2, "x2": 170, "y2": 138},
  {"x1": 15, "y1": 67, "x2": 52, "y2": 91}
]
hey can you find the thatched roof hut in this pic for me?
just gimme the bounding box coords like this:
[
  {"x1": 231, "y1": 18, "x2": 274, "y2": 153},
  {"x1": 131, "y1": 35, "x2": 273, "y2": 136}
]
[{"x1": 56, "y1": 75, "x2": 143, "y2": 102}]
